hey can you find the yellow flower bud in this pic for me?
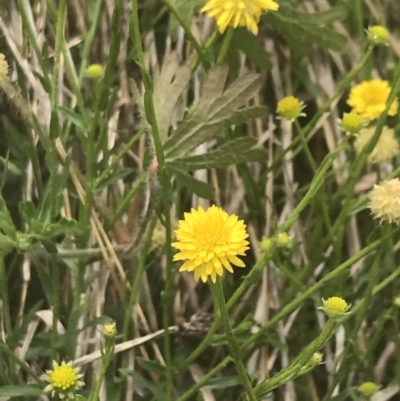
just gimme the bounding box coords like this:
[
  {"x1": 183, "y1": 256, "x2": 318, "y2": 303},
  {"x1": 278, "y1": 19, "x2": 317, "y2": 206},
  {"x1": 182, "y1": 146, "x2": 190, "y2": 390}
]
[
  {"x1": 338, "y1": 112, "x2": 365, "y2": 135},
  {"x1": 277, "y1": 96, "x2": 305, "y2": 121},
  {"x1": 319, "y1": 297, "x2": 351, "y2": 318},
  {"x1": 368, "y1": 26, "x2": 389, "y2": 46},
  {"x1": 86, "y1": 64, "x2": 104, "y2": 79},
  {"x1": 358, "y1": 381, "x2": 379, "y2": 397},
  {"x1": 101, "y1": 321, "x2": 117, "y2": 339},
  {"x1": 276, "y1": 232, "x2": 291, "y2": 247}
]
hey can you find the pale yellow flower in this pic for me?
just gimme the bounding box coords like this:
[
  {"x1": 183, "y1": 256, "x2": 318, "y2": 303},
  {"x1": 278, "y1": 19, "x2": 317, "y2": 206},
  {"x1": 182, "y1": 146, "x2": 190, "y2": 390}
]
[
  {"x1": 368, "y1": 25, "x2": 389, "y2": 46},
  {"x1": 201, "y1": 0, "x2": 279, "y2": 36},
  {"x1": 338, "y1": 112, "x2": 365, "y2": 135},
  {"x1": 347, "y1": 79, "x2": 398, "y2": 121},
  {"x1": 354, "y1": 126, "x2": 399, "y2": 164},
  {"x1": 369, "y1": 179, "x2": 400, "y2": 224},
  {"x1": 318, "y1": 297, "x2": 351, "y2": 318},
  {"x1": 172, "y1": 205, "x2": 249, "y2": 283},
  {"x1": 44, "y1": 361, "x2": 84, "y2": 399},
  {"x1": 358, "y1": 382, "x2": 379, "y2": 397},
  {"x1": 86, "y1": 64, "x2": 104, "y2": 79}
]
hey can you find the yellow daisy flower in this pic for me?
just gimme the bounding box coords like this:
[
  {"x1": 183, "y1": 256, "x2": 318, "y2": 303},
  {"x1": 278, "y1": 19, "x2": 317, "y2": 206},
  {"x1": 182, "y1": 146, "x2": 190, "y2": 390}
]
[
  {"x1": 347, "y1": 79, "x2": 398, "y2": 121},
  {"x1": 172, "y1": 205, "x2": 249, "y2": 283},
  {"x1": 354, "y1": 126, "x2": 399, "y2": 164},
  {"x1": 369, "y1": 178, "x2": 400, "y2": 224},
  {"x1": 44, "y1": 361, "x2": 84, "y2": 399},
  {"x1": 201, "y1": 0, "x2": 279, "y2": 36}
]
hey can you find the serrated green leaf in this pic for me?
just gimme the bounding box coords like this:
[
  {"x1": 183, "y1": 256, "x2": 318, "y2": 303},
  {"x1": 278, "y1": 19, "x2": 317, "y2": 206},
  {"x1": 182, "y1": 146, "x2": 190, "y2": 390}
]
[
  {"x1": 0, "y1": 385, "x2": 43, "y2": 398},
  {"x1": 265, "y1": 4, "x2": 347, "y2": 57},
  {"x1": 233, "y1": 29, "x2": 271, "y2": 70},
  {"x1": 164, "y1": 68, "x2": 262, "y2": 161},
  {"x1": 169, "y1": 166, "x2": 215, "y2": 199},
  {"x1": 169, "y1": 137, "x2": 266, "y2": 170},
  {"x1": 153, "y1": 52, "x2": 192, "y2": 143}
]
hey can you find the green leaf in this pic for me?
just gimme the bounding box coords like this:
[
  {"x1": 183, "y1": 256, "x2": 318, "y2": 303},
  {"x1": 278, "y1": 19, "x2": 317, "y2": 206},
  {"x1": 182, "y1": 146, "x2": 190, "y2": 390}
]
[
  {"x1": 119, "y1": 370, "x2": 165, "y2": 401},
  {"x1": 169, "y1": 166, "x2": 215, "y2": 199},
  {"x1": 136, "y1": 357, "x2": 167, "y2": 376},
  {"x1": 233, "y1": 29, "x2": 271, "y2": 70},
  {"x1": 0, "y1": 385, "x2": 43, "y2": 398},
  {"x1": 168, "y1": 0, "x2": 204, "y2": 39},
  {"x1": 265, "y1": 4, "x2": 347, "y2": 57},
  {"x1": 164, "y1": 65, "x2": 262, "y2": 161},
  {"x1": 202, "y1": 375, "x2": 250, "y2": 390},
  {"x1": 153, "y1": 52, "x2": 192, "y2": 143},
  {"x1": 19, "y1": 200, "x2": 37, "y2": 223},
  {"x1": 95, "y1": 168, "x2": 134, "y2": 192},
  {"x1": 169, "y1": 137, "x2": 266, "y2": 171},
  {"x1": 0, "y1": 193, "x2": 16, "y2": 238}
]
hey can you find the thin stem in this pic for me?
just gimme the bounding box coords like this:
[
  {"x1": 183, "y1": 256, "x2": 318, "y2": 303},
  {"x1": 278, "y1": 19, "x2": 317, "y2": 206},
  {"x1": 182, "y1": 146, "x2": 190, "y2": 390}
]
[
  {"x1": 213, "y1": 279, "x2": 257, "y2": 401},
  {"x1": 176, "y1": 358, "x2": 232, "y2": 401},
  {"x1": 294, "y1": 119, "x2": 316, "y2": 173},
  {"x1": 217, "y1": 27, "x2": 234, "y2": 63},
  {"x1": 51, "y1": 253, "x2": 60, "y2": 361},
  {"x1": 50, "y1": 0, "x2": 67, "y2": 110},
  {"x1": 0, "y1": 256, "x2": 12, "y2": 339},
  {"x1": 163, "y1": 0, "x2": 210, "y2": 70},
  {"x1": 179, "y1": 249, "x2": 273, "y2": 370}
]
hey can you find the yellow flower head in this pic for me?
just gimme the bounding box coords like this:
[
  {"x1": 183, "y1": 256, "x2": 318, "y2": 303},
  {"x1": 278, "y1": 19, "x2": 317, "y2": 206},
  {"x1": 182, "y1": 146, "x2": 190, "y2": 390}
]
[
  {"x1": 319, "y1": 297, "x2": 350, "y2": 318},
  {"x1": 0, "y1": 53, "x2": 8, "y2": 81},
  {"x1": 201, "y1": 0, "x2": 279, "y2": 36},
  {"x1": 354, "y1": 126, "x2": 399, "y2": 164},
  {"x1": 277, "y1": 96, "x2": 305, "y2": 121},
  {"x1": 172, "y1": 205, "x2": 249, "y2": 283},
  {"x1": 44, "y1": 361, "x2": 84, "y2": 399},
  {"x1": 86, "y1": 64, "x2": 104, "y2": 79},
  {"x1": 338, "y1": 112, "x2": 365, "y2": 135},
  {"x1": 358, "y1": 381, "x2": 379, "y2": 397},
  {"x1": 347, "y1": 79, "x2": 398, "y2": 121},
  {"x1": 368, "y1": 25, "x2": 389, "y2": 46},
  {"x1": 369, "y1": 178, "x2": 400, "y2": 224}
]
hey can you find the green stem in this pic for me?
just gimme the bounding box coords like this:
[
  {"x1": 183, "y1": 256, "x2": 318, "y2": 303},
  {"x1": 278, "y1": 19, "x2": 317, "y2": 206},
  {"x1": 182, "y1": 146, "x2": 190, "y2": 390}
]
[
  {"x1": 217, "y1": 27, "x2": 234, "y2": 63},
  {"x1": 295, "y1": 119, "x2": 316, "y2": 173},
  {"x1": 50, "y1": 0, "x2": 67, "y2": 110},
  {"x1": 0, "y1": 256, "x2": 11, "y2": 337},
  {"x1": 213, "y1": 279, "x2": 257, "y2": 401},
  {"x1": 96, "y1": 128, "x2": 145, "y2": 188},
  {"x1": 0, "y1": 341, "x2": 44, "y2": 384},
  {"x1": 179, "y1": 249, "x2": 273, "y2": 370},
  {"x1": 176, "y1": 358, "x2": 232, "y2": 401},
  {"x1": 163, "y1": 0, "x2": 210, "y2": 70},
  {"x1": 88, "y1": 344, "x2": 114, "y2": 401},
  {"x1": 51, "y1": 253, "x2": 60, "y2": 361},
  {"x1": 77, "y1": 0, "x2": 104, "y2": 83},
  {"x1": 253, "y1": 319, "x2": 336, "y2": 399}
]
